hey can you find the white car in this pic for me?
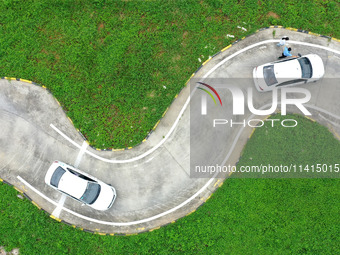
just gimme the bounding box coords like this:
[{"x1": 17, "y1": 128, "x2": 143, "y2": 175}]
[
  {"x1": 253, "y1": 54, "x2": 324, "y2": 92},
  {"x1": 45, "y1": 161, "x2": 116, "y2": 211}
]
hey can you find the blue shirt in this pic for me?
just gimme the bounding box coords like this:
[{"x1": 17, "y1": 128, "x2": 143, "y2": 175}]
[{"x1": 283, "y1": 47, "x2": 292, "y2": 57}]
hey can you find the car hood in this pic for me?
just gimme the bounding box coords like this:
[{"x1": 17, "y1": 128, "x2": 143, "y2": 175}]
[{"x1": 90, "y1": 183, "x2": 116, "y2": 211}]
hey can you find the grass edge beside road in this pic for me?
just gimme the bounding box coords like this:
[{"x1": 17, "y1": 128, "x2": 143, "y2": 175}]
[
  {"x1": 0, "y1": 114, "x2": 339, "y2": 254},
  {"x1": 0, "y1": 0, "x2": 339, "y2": 148}
]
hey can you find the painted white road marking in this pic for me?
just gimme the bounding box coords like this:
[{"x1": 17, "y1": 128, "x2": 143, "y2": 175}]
[
  {"x1": 220, "y1": 103, "x2": 340, "y2": 169},
  {"x1": 49, "y1": 141, "x2": 89, "y2": 218},
  {"x1": 319, "y1": 114, "x2": 340, "y2": 127},
  {"x1": 50, "y1": 40, "x2": 340, "y2": 164},
  {"x1": 145, "y1": 156, "x2": 154, "y2": 163},
  {"x1": 20, "y1": 40, "x2": 339, "y2": 226},
  {"x1": 304, "y1": 104, "x2": 340, "y2": 120},
  {"x1": 18, "y1": 175, "x2": 215, "y2": 226},
  {"x1": 17, "y1": 176, "x2": 58, "y2": 206},
  {"x1": 74, "y1": 141, "x2": 88, "y2": 168},
  {"x1": 52, "y1": 194, "x2": 67, "y2": 218},
  {"x1": 50, "y1": 124, "x2": 82, "y2": 149},
  {"x1": 19, "y1": 105, "x2": 340, "y2": 226}
]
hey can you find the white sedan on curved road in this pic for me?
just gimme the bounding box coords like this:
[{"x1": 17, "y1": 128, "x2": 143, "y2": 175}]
[
  {"x1": 45, "y1": 161, "x2": 117, "y2": 211},
  {"x1": 253, "y1": 54, "x2": 325, "y2": 92}
]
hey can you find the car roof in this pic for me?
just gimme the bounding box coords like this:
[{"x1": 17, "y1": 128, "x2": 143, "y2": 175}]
[
  {"x1": 273, "y1": 58, "x2": 301, "y2": 81},
  {"x1": 58, "y1": 171, "x2": 88, "y2": 199}
]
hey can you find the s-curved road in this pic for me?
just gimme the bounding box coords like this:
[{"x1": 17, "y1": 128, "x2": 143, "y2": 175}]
[{"x1": 0, "y1": 28, "x2": 339, "y2": 234}]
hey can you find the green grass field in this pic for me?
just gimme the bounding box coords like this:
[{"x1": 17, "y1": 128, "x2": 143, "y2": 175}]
[
  {"x1": 0, "y1": 0, "x2": 339, "y2": 148},
  {"x1": 0, "y1": 0, "x2": 339, "y2": 254},
  {"x1": 1, "y1": 115, "x2": 339, "y2": 254}
]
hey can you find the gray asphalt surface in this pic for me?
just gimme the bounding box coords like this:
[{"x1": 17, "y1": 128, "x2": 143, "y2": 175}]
[{"x1": 0, "y1": 28, "x2": 339, "y2": 234}]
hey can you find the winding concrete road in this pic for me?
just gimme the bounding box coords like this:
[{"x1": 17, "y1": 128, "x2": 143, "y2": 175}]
[{"x1": 0, "y1": 28, "x2": 339, "y2": 234}]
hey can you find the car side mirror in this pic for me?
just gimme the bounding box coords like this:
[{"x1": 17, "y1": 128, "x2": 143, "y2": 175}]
[{"x1": 298, "y1": 53, "x2": 301, "y2": 57}]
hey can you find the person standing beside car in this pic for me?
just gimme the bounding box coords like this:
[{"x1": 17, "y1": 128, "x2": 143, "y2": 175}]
[
  {"x1": 278, "y1": 47, "x2": 298, "y2": 59},
  {"x1": 277, "y1": 36, "x2": 289, "y2": 47}
]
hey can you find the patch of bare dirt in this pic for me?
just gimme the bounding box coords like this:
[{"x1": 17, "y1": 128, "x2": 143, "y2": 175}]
[
  {"x1": 172, "y1": 55, "x2": 181, "y2": 61},
  {"x1": 182, "y1": 31, "x2": 188, "y2": 39},
  {"x1": 147, "y1": 90, "x2": 156, "y2": 98},
  {"x1": 267, "y1": 11, "x2": 280, "y2": 19},
  {"x1": 98, "y1": 23, "x2": 105, "y2": 31}
]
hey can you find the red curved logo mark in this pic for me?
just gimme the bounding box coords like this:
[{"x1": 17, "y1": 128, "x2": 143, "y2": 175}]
[{"x1": 197, "y1": 82, "x2": 222, "y2": 106}]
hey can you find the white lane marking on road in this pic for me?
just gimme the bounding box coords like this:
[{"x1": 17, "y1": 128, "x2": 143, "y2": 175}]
[
  {"x1": 34, "y1": 40, "x2": 340, "y2": 226},
  {"x1": 17, "y1": 175, "x2": 215, "y2": 226},
  {"x1": 50, "y1": 141, "x2": 89, "y2": 218},
  {"x1": 145, "y1": 156, "x2": 154, "y2": 163},
  {"x1": 74, "y1": 141, "x2": 89, "y2": 168},
  {"x1": 305, "y1": 104, "x2": 340, "y2": 120},
  {"x1": 17, "y1": 176, "x2": 58, "y2": 206},
  {"x1": 52, "y1": 194, "x2": 67, "y2": 218},
  {"x1": 18, "y1": 102, "x2": 340, "y2": 226},
  {"x1": 219, "y1": 103, "x2": 340, "y2": 170},
  {"x1": 319, "y1": 114, "x2": 340, "y2": 127},
  {"x1": 50, "y1": 40, "x2": 340, "y2": 164},
  {"x1": 50, "y1": 124, "x2": 82, "y2": 149}
]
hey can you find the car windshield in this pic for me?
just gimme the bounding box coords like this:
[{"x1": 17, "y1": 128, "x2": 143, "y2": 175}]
[
  {"x1": 50, "y1": 167, "x2": 66, "y2": 188},
  {"x1": 298, "y1": 57, "x2": 313, "y2": 78},
  {"x1": 81, "y1": 182, "x2": 101, "y2": 204},
  {"x1": 263, "y1": 65, "x2": 278, "y2": 86}
]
